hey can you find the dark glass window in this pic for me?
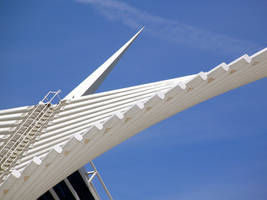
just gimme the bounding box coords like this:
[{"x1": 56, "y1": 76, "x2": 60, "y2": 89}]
[
  {"x1": 38, "y1": 170, "x2": 96, "y2": 200},
  {"x1": 67, "y1": 171, "x2": 95, "y2": 200},
  {"x1": 37, "y1": 191, "x2": 54, "y2": 200},
  {"x1": 53, "y1": 180, "x2": 76, "y2": 200}
]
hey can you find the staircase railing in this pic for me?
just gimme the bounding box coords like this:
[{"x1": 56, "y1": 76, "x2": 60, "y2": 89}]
[{"x1": 0, "y1": 90, "x2": 62, "y2": 176}]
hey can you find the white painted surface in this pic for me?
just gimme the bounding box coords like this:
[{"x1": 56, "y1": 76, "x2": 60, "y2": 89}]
[{"x1": 0, "y1": 48, "x2": 266, "y2": 199}]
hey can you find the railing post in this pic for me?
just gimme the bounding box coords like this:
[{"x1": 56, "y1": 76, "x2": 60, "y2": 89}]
[{"x1": 87, "y1": 161, "x2": 113, "y2": 200}]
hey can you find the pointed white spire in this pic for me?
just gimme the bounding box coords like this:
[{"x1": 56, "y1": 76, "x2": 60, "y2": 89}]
[{"x1": 64, "y1": 27, "x2": 144, "y2": 100}]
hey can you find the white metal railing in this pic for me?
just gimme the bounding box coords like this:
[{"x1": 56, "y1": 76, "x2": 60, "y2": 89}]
[
  {"x1": 86, "y1": 161, "x2": 113, "y2": 200},
  {"x1": 0, "y1": 90, "x2": 62, "y2": 174}
]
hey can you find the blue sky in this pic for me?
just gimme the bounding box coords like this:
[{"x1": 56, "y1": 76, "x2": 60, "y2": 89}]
[{"x1": 0, "y1": 0, "x2": 267, "y2": 199}]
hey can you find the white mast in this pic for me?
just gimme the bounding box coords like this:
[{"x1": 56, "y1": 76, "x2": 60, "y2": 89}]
[{"x1": 64, "y1": 27, "x2": 144, "y2": 99}]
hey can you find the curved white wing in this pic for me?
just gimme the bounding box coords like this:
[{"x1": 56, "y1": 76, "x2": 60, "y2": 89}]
[{"x1": 0, "y1": 48, "x2": 266, "y2": 199}]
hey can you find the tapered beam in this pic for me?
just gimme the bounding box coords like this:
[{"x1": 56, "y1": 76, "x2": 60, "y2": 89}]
[{"x1": 64, "y1": 27, "x2": 144, "y2": 100}]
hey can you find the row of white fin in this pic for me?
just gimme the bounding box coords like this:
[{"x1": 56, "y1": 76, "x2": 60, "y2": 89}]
[{"x1": 0, "y1": 48, "x2": 266, "y2": 199}]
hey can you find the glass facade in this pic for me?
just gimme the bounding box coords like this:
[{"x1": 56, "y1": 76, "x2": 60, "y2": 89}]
[{"x1": 38, "y1": 170, "x2": 95, "y2": 200}]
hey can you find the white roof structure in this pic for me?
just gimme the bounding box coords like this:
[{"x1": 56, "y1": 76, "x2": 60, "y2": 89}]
[{"x1": 0, "y1": 28, "x2": 266, "y2": 199}]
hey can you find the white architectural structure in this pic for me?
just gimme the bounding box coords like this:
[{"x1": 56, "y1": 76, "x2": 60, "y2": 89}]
[{"x1": 0, "y1": 28, "x2": 266, "y2": 199}]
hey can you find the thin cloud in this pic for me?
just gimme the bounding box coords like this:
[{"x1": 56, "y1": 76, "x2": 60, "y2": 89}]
[{"x1": 76, "y1": 0, "x2": 262, "y2": 55}]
